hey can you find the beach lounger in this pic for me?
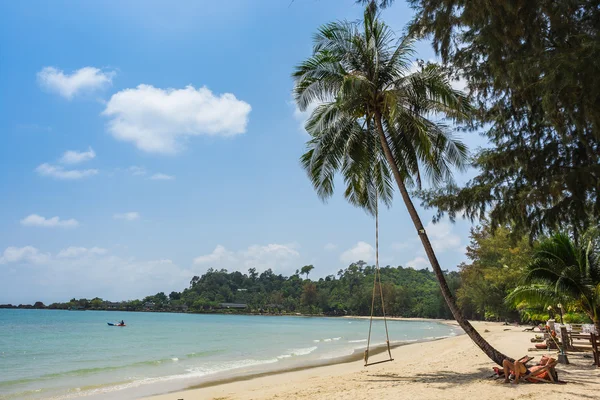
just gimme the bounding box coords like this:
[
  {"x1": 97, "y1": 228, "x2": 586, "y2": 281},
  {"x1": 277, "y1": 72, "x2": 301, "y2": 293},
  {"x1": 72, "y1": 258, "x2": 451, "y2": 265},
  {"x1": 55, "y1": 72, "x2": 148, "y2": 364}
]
[
  {"x1": 491, "y1": 356, "x2": 534, "y2": 379},
  {"x1": 521, "y1": 360, "x2": 559, "y2": 383}
]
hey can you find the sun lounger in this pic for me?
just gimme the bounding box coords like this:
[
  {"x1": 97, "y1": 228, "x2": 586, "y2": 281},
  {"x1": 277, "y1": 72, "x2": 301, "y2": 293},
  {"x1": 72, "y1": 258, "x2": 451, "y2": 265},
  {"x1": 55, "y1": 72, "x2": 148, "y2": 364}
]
[
  {"x1": 491, "y1": 356, "x2": 534, "y2": 379},
  {"x1": 521, "y1": 360, "x2": 559, "y2": 383}
]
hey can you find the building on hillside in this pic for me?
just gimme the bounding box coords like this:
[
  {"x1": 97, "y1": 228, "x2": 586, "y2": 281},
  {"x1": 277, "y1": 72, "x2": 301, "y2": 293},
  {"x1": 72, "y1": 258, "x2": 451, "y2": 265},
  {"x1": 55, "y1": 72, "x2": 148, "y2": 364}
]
[{"x1": 219, "y1": 303, "x2": 247, "y2": 309}]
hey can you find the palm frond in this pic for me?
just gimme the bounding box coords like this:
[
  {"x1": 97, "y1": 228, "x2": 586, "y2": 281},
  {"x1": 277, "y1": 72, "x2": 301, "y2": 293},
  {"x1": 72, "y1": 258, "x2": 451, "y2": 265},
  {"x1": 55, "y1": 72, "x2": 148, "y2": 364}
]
[{"x1": 505, "y1": 284, "x2": 560, "y2": 308}]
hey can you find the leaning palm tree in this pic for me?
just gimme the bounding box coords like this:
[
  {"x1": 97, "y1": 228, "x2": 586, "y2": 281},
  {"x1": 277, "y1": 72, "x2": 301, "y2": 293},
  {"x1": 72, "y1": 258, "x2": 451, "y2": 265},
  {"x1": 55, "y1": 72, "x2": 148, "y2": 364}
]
[
  {"x1": 293, "y1": 4, "x2": 511, "y2": 365},
  {"x1": 507, "y1": 233, "x2": 600, "y2": 335}
]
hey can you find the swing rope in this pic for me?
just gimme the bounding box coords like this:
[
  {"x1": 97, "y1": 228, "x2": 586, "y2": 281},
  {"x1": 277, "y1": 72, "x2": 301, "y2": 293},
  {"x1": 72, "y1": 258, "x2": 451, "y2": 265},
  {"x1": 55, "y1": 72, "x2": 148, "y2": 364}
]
[{"x1": 364, "y1": 193, "x2": 393, "y2": 367}]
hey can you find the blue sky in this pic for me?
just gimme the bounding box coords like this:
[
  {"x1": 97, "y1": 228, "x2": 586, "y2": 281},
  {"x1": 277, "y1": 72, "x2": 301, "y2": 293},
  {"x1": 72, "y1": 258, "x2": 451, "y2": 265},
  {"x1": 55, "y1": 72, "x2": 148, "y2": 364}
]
[{"x1": 0, "y1": 0, "x2": 487, "y2": 304}]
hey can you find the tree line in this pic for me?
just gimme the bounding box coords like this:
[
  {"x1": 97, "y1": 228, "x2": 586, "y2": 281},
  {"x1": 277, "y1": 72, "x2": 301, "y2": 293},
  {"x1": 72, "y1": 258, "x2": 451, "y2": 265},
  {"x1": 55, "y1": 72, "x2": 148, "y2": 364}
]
[
  {"x1": 6, "y1": 219, "x2": 597, "y2": 336},
  {"x1": 11, "y1": 263, "x2": 457, "y2": 319}
]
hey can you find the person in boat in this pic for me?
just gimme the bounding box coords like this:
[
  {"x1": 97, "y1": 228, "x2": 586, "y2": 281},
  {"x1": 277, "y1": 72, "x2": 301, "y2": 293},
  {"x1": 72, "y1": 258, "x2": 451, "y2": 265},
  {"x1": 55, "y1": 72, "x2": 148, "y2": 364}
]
[{"x1": 120, "y1": 320, "x2": 125, "y2": 325}]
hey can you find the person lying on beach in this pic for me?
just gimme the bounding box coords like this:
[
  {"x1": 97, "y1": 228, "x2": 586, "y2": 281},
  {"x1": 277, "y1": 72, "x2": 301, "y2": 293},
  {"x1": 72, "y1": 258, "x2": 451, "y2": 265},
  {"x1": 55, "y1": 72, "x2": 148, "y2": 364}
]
[{"x1": 502, "y1": 355, "x2": 554, "y2": 383}]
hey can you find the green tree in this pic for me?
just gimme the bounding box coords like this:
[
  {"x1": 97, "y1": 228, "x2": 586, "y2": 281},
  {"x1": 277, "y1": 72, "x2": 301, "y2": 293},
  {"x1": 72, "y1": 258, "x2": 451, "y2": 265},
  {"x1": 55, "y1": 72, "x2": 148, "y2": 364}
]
[
  {"x1": 457, "y1": 225, "x2": 533, "y2": 321},
  {"x1": 90, "y1": 297, "x2": 104, "y2": 309},
  {"x1": 153, "y1": 292, "x2": 168, "y2": 305},
  {"x1": 379, "y1": 0, "x2": 600, "y2": 241},
  {"x1": 507, "y1": 233, "x2": 600, "y2": 334},
  {"x1": 293, "y1": 5, "x2": 509, "y2": 365},
  {"x1": 248, "y1": 268, "x2": 258, "y2": 281},
  {"x1": 300, "y1": 265, "x2": 314, "y2": 280},
  {"x1": 301, "y1": 282, "x2": 318, "y2": 308}
]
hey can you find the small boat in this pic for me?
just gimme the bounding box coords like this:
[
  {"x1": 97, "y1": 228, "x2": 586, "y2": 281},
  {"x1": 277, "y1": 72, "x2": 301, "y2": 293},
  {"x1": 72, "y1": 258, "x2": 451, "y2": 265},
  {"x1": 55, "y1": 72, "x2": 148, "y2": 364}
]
[{"x1": 107, "y1": 322, "x2": 126, "y2": 327}]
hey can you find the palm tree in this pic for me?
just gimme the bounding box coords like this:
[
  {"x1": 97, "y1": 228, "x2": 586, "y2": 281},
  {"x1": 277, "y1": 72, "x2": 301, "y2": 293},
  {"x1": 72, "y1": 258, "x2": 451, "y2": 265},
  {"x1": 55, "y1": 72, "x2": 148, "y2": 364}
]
[
  {"x1": 293, "y1": 4, "x2": 511, "y2": 365},
  {"x1": 301, "y1": 264, "x2": 315, "y2": 279},
  {"x1": 507, "y1": 233, "x2": 600, "y2": 335}
]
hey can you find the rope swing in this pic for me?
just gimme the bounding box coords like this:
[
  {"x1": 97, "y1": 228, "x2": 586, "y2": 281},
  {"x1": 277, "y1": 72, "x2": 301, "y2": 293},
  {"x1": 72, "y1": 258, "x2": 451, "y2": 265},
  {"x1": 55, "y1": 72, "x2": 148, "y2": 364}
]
[{"x1": 363, "y1": 193, "x2": 394, "y2": 367}]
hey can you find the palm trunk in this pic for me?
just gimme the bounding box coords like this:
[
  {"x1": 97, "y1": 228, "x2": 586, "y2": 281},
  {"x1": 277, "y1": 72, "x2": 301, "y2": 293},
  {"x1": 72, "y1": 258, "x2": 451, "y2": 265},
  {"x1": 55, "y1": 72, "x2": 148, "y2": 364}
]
[{"x1": 373, "y1": 112, "x2": 512, "y2": 366}]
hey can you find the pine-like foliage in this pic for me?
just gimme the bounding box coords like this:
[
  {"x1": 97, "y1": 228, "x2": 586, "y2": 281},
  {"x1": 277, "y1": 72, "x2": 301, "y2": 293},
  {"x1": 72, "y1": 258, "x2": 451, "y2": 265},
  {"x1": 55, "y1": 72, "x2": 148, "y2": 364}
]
[{"x1": 367, "y1": 0, "x2": 600, "y2": 240}]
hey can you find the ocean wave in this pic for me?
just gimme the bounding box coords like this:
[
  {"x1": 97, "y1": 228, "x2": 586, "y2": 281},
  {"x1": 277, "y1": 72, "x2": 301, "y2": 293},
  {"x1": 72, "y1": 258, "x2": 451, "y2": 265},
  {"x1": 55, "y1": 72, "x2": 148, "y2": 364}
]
[
  {"x1": 275, "y1": 346, "x2": 319, "y2": 359},
  {"x1": 184, "y1": 358, "x2": 280, "y2": 377},
  {"x1": 49, "y1": 358, "x2": 282, "y2": 400},
  {"x1": 313, "y1": 336, "x2": 342, "y2": 343},
  {"x1": 186, "y1": 349, "x2": 226, "y2": 359},
  {"x1": 348, "y1": 339, "x2": 367, "y2": 343},
  {"x1": 3, "y1": 356, "x2": 181, "y2": 385},
  {"x1": 288, "y1": 346, "x2": 318, "y2": 356}
]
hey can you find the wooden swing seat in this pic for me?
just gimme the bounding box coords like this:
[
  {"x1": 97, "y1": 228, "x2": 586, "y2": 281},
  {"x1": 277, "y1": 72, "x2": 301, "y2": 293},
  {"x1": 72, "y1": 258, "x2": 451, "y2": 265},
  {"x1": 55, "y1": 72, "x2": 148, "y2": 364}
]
[{"x1": 364, "y1": 358, "x2": 394, "y2": 367}]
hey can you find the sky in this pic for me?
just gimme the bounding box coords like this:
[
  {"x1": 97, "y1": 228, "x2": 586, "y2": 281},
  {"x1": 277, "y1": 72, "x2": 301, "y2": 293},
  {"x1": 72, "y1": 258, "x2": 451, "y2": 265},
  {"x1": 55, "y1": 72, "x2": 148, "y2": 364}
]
[{"x1": 0, "y1": 0, "x2": 489, "y2": 304}]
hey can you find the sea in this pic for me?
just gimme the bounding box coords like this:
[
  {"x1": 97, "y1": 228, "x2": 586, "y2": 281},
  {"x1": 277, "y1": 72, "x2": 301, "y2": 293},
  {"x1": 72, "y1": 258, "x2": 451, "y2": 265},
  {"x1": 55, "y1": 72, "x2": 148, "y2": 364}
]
[{"x1": 0, "y1": 309, "x2": 461, "y2": 399}]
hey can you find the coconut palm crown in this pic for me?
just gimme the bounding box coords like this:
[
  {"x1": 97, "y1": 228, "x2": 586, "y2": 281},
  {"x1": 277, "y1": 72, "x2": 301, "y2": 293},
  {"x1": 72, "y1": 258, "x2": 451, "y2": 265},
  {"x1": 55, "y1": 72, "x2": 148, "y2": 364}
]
[{"x1": 508, "y1": 233, "x2": 600, "y2": 334}]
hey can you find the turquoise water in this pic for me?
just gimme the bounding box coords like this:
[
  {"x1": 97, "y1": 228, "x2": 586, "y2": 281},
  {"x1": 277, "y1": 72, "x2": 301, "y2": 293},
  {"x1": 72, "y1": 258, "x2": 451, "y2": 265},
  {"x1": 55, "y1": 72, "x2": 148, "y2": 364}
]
[{"x1": 0, "y1": 310, "x2": 460, "y2": 399}]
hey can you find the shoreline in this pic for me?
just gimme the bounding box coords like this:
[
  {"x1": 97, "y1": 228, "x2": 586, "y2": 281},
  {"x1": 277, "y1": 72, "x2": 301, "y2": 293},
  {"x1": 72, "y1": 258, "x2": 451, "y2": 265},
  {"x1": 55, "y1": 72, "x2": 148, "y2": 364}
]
[
  {"x1": 146, "y1": 321, "x2": 600, "y2": 400},
  {"x1": 343, "y1": 315, "x2": 460, "y2": 323},
  {"x1": 134, "y1": 318, "x2": 458, "y2": 400},
  {"x1": 140, "y1": 319, "x2": 459, "y2": 399},
  {"x1": 185, "y1": 336, "x2": 449, "y2": 392}
]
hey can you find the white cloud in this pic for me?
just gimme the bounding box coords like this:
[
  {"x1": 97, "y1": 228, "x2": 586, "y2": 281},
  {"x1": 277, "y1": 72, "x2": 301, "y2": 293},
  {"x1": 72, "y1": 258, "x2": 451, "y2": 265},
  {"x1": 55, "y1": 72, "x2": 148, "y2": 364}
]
[
  {"x1": 425, "y1": 221, "x2": 463, "y2": 253},
  {"x1": 400, "y1": 221, "x2": 464, "y2": 269},
  {"x1": 36, "y1": 163, "x2": 98, "y2": 180},
  {"x1": 37, "y1": 66, "x2": 115, "y2": 99},
  {"x1": 113, "y1": 212, "x2": 140, "y2": 221},
  {"x1": 242, "y1": 244, "x2": 300, "y2": 267},
  {"x1": 150, "y1": 173, "x2": 175, "y2": 180},
  {"x1": 450, "y1": 75, "x2": 468, "y2": 93},
  {"x1": 193, "y1": 245, "x2": 236, "y2": 265},
  {"x1": 0, "y1": 246, "x2": 191, "y2": 302},
  {"x1": 340, "y1": 241, "x2": 375, "y2": 264},
  {"x1": 406, "y1": 256, "x2": 430, "y2": 270},
  {"x1": 59, "y1": 147, "x2": 96, "y2": 164},
  {"x1": 193, "y1": 243, "x2": 300, "y2": 273},
  {"x1": 128, "y1": 166, "x2": 147, "y2": 176},
  {"x1": 0, "y1": 246, "x2": 50, "y2": 264},
  {"x1": 102, "y1": 84, "x2": 252, "y2": 154},
  {"x1": 324, "y1": 243, "x2": 337, "y2": 251},
  {"x1": 395, "y1": 221, "x2": 463, "y2": 255},
  {"x1": 20, "y1": 214, "x2": 79, "y2": 228},
  {"x1": 57, "y1": 246, "x2": 108, "y2": 258}
]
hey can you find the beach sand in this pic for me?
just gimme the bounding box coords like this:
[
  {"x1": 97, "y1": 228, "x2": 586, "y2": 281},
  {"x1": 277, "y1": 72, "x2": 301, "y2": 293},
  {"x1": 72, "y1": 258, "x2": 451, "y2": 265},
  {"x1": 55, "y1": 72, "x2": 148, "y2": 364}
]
[{"x1": 147, "y1": 321, "x2": 600, "y2": 400}]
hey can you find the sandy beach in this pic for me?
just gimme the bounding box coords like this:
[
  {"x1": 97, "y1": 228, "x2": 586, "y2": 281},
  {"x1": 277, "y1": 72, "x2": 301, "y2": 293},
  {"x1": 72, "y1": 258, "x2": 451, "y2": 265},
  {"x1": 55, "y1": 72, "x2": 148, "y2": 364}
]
[{"x1": 147, "y1": 321, "x2": 600, "y2": 400}]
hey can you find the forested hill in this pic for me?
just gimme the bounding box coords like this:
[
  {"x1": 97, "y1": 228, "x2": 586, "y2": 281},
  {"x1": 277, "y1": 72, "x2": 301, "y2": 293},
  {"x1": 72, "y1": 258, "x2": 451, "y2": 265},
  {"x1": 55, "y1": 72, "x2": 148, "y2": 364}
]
[
  {"x1": 181, "y1": 264, "x2": 459, "y2": 318},
  {"x1": 14, "y1": 264, "x2": 459, "y2": 319}
]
